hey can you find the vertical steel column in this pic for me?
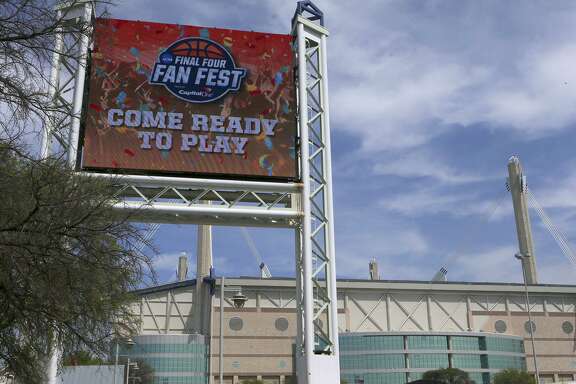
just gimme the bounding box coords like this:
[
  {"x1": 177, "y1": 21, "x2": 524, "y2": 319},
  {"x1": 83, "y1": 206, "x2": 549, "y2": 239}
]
[
  {"x1": 40, "y1": 23, "x2": 64, "y2": 159},
  {"x1": 43, "y1": 1, "x2": 94, "y2": 161},
  {"x1": 67, "y1": 2, "x2": 92, "y2": 168},
  {"x1": 294, "y1": 12, "x2": 340, "y2": 384}
]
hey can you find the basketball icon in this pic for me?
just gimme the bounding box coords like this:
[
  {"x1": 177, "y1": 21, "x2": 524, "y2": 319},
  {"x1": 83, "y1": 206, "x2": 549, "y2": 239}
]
[
  {"x1": 150, "y1": 37, "x2": 247, "y2": 103},
  {"x1": 169, "y1": 38, "x2": 228, "y2": 59}
]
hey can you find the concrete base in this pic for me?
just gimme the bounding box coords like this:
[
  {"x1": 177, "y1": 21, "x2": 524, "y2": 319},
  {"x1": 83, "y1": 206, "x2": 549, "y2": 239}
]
[{"x1": 297, "y1": 354, "x2": 340, "y2": 384}]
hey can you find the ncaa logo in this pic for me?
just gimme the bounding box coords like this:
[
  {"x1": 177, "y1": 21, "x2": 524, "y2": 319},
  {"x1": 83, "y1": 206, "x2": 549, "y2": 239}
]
[{"x1": 149, "y1": 37, "x2": 247, "y2": 103}]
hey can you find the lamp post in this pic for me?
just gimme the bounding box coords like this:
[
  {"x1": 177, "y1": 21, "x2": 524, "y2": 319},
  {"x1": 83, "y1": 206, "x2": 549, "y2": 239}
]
[
  {"x1": 515, "y1": 253, "x2": 541, "y2": 384},
  {"x1": 125, "y1": 359, "x2": 139, "y2": 384},
  {"x1": 113, "y1": 338, "x2": 135, "y2": 384},
  {"x1": 218, "y1": 277, "x2": 248, "y2": 384}
]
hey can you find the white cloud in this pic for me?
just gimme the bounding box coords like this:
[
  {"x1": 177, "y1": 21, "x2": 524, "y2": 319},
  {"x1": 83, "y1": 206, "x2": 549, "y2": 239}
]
[
  {"x1": 538, "y1": 261, "x2": 576, "y2": 285},
  {"x1": 373, "y1": 151, "x2": 488, "y2": 184},
  {"x1": 531, "y1": 172, "x2": 576, "y2": 210},
  {"x1": 336, "y1": 213, "x2": 430, "y2": 279},
  {"x1": 322, "y1": 2, "x2": 576, "y2": 151},
  {"x1": 154, "y1": 252, "x2": 187, "y2": 273},
  {"x1": 379, "y1": 187, "x2": 510, "y2": 219},
  {"x1": 446, "y1": 244, "x2": 576, "y2": 284},
  {"x1": 448, "y1": 245, "x2": 522, "y2": 283}
]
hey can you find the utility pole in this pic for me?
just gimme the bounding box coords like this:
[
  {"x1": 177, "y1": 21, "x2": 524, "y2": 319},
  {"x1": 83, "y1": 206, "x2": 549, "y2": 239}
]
[{"x1": 508, "y1": 156, "x2": 538, "y2": 284}]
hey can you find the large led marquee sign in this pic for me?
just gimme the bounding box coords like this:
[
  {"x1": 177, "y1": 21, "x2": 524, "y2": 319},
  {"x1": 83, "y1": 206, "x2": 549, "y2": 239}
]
[{"x1": 80, "y1": 18, "x2": 297, "y2": 180}]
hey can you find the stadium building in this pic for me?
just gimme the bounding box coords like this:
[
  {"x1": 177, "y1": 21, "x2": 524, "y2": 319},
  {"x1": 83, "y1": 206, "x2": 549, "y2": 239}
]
[{"x1": 119, "y1": 272, "x2": 576, "y2": 384}]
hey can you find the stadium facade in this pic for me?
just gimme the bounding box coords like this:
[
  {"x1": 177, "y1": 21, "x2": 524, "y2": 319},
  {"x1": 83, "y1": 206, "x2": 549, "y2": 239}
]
[{"x1": 120, "y1": 276, "x2": 576, "y2": 384}]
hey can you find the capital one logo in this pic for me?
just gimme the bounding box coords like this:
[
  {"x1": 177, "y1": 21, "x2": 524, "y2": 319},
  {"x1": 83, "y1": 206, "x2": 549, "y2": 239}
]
[{"x1": 149, "y1": 37, "x2": 247, "y2": 103}]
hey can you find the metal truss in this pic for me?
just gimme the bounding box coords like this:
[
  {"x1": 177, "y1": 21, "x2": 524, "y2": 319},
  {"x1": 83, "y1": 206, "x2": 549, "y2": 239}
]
[
  {"x1": 41, "y1": 0, "x2": 93, "y2": 162},
  {"x1": 87, "y1": 173, "x2": 301, "y2": 227},
  {"x1": 294, "y1": 9, "x2": 340, "y2": 384}
]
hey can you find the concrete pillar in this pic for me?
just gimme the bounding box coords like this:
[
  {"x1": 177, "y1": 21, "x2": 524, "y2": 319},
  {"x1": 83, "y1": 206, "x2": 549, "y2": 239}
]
[
  {"x1": 195, "y1": 224, "x2": 213, "y2": 334},
  {"x1": 508, "y1": 156, "x2": 538, "y2": 284}
]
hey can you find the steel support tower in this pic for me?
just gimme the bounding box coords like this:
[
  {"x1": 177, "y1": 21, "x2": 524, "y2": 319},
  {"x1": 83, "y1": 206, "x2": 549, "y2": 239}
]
[
  {"x1": 293, "y1": 3, "x2": 340, "y2": 383},
  {"x1": 42, "y1": 1, "x2": 340, "y2": 383}
]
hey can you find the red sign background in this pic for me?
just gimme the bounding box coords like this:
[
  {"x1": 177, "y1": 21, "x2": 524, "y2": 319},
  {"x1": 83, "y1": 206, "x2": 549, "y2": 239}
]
[{"x1": 81, "y1": 18, "x2": 297, "y2": 180}]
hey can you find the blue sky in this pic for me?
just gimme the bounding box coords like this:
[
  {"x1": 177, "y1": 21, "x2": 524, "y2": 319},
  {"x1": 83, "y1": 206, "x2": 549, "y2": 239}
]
[{"x1": 111, "y1": 0, "x2": 576, "y2": 286}]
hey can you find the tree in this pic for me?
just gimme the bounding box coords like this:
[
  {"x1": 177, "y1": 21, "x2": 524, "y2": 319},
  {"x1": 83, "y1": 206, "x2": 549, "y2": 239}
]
[
  {"x1": 0, "y1": 1, "x2": 156, "y2": 383},
  {"x1": 422, "y1": 368, "x2": 475, "y2": 384},
  {"x1": 493, "y1": 369, "x2": 536, "y2": 384},
  {"x1": 0, "y1": 149, "x2": 154, "y2": 383}
]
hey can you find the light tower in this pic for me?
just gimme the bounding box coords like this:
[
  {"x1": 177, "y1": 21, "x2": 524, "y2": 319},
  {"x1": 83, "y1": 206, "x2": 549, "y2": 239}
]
[{"x1": 507, "y1": 156, "x2": 538, "y2": 284}]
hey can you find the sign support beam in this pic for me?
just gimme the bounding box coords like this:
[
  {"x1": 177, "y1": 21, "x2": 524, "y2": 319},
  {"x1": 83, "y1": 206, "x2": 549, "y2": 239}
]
[{"x1": 293, "y1": 6, "x2": 340, "y2": 383}]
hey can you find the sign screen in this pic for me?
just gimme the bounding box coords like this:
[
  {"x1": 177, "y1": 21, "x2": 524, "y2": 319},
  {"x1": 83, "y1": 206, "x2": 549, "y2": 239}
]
[{"x1": 81, "y1": 18, "x2": 297, "y2": 180}]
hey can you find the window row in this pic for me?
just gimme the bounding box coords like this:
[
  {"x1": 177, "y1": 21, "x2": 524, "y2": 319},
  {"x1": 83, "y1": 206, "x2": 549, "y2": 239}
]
[
  {"x1": 339, "y1": 335, "x2": 524, "y2": 353},
  {"x1": 119, "y1": 343, "x2": 207, "y2": 354}
]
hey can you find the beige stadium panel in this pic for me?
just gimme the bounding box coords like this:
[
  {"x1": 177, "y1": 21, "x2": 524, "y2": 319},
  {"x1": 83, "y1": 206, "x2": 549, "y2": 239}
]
[
  {"x1": 211, "y1": 338, "x2": 294, "y2": 356},
  {"x1": 387, "y1": 293, "x2": 430, "y2": 331},
  {"x1": 545, "y1": 296, "x2": 576, "y2": 313},
  {"x1": 427, "y1": 294, "x2": 469, "y2": 332},
  {"x1": 469, "y1": 294, "x2": 508, "y2": 313},
  {"x1": 210, "y1": 355, "x2": 293, "y2": 377},
  {"x1": 344, "y1": 291, "x2": 389, "y2": 332},
  {"x1": 212, "y1": 311, "x2": 297, "y2": 338},
  {"x1": 256, "y1": 290, "x2": 297, "y2": 309}
]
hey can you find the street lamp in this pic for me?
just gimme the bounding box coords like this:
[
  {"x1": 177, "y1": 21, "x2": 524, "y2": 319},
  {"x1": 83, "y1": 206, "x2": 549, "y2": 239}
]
[
  {"x1": 113, "y1": 337, "x2": 135, "y2": 384},
  {"x1": 515, "y1": 253, "x2": 541, "y2": 384},
  {"x1": 218, "y1": 277, "x2": 248, "y2": 384}
]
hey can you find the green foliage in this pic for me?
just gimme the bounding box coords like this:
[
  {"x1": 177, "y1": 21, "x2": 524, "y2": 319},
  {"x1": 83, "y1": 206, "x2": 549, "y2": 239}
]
[
  {"x1": 241, "y1": 380, "x2": 264, "y2": 384},
  {"x1": 0, "y1": 148, "x2": 154, "y2": 383},
  {"x1": 492, "y1": 369, "x2": 536, "y2": 384},
  {"x1": 423, "y1": 368, "x2": 475, "y2": 384},
  {"x1": 62, "y1": 350, "x2": 104, "y2": 366}
]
